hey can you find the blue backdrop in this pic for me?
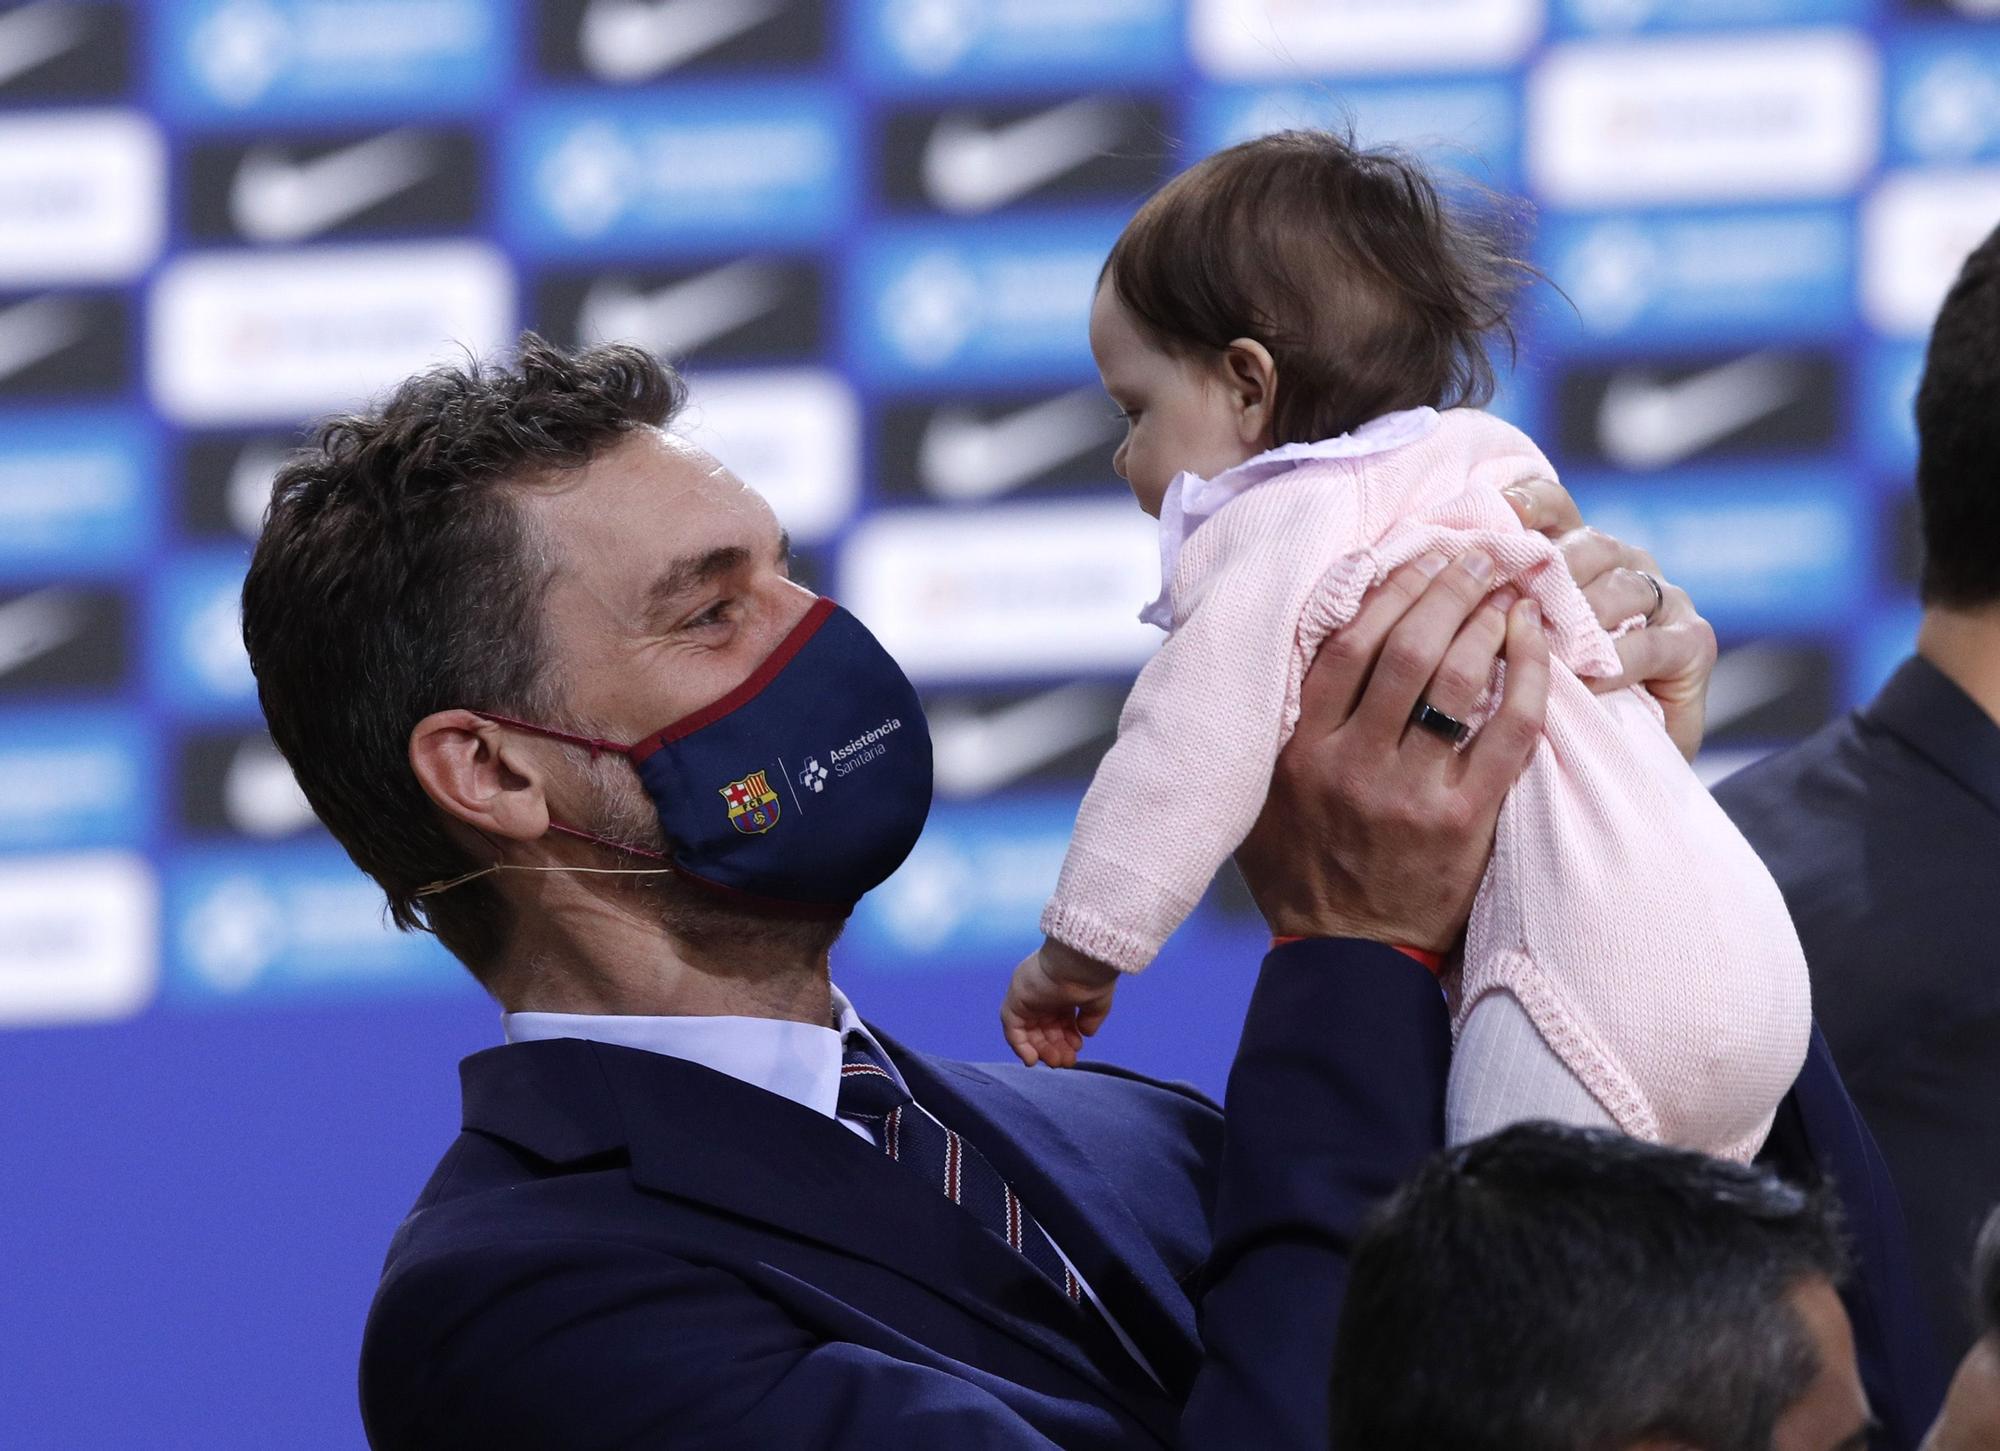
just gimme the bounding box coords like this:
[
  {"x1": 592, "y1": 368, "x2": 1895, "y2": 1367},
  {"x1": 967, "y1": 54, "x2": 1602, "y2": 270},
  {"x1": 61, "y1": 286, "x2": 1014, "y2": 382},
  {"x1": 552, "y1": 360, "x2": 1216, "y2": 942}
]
[{"x1": 1, "y1": 0, "x2": 1994, "y2": 1444}]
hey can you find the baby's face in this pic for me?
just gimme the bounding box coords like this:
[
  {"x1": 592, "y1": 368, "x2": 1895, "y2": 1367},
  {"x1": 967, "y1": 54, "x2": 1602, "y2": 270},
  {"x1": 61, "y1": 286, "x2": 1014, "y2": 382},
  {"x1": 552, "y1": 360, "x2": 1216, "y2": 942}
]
[{"x1": 1089, "y1": 282, "x2": 1261, "y2": 517}]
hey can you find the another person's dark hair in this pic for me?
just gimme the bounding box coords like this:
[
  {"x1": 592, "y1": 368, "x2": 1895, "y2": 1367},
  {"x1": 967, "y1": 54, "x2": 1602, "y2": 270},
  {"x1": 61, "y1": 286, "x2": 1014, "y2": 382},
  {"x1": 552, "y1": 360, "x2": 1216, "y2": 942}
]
[
  {"x1": 1104, "y1": 127, "x2": 1533, "y2": 445},
  {"x1": 1914, "y1": 217, "x2": 2000, "y2": 607},
  {"x1": 1330, "y1": 1122, "x2": 1849, "y2": 1451},
  {"x1": 1974, "y1": 1204, "x2": 2000, "y2": 1340},
  {"x1": 241, "y1": 334, "x2": 686, "y2": 975}
]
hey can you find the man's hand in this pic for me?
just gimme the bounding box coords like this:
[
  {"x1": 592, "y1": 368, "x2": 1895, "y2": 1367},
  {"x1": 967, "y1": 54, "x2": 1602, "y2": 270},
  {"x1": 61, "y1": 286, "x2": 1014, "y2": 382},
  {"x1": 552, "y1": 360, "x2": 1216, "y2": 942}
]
[
  {"x1": 1233, "y1": 552, "x2": 1551, "y2": 952},
  {"x1": 1503, "y1": 476, "x2": 1718, "y2": 762}
]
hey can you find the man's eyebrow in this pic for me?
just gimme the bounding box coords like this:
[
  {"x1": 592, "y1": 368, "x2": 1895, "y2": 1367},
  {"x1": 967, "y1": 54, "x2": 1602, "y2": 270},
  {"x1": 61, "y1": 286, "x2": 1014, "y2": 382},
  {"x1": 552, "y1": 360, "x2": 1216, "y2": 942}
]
[{"x1": 644, "y1": 545, "x2": 750, "y2": 610}]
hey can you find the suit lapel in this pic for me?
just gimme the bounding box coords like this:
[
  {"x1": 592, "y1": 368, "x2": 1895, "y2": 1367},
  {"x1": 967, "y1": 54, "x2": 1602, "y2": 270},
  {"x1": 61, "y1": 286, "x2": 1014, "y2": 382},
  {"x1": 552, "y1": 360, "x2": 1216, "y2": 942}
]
[
  {"x1": 883, "y1": 1037, "x2": 1205, "y2": 1398},
  {"x1": 462, "y1": 1038, "x2": 1172, "y2": 1432}
]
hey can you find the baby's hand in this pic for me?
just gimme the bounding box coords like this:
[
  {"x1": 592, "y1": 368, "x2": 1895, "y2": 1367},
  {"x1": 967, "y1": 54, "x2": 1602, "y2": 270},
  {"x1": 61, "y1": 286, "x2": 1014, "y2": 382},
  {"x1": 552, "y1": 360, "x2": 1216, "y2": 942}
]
[{"x1": 1001, "y1": 938, "x2": 1121, "y2": 1069}]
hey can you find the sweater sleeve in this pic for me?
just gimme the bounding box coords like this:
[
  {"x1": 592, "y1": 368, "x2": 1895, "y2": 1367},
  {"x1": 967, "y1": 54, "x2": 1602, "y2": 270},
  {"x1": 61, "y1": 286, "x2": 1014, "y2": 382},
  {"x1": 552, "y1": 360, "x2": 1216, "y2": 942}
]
[{"x1": 1041, "y1": 529, "x2": 1343, "y2": 973}]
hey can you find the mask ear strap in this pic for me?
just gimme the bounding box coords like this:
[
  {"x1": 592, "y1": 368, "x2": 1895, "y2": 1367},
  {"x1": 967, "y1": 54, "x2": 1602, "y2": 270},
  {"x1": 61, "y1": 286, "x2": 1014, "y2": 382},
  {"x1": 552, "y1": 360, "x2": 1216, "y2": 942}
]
[
  {"x1": 412, "y1": 822, "x2": 674, "y2": 898},
  {"x1": 477, "y1": 711, "x2": 632, "y2": 760}
]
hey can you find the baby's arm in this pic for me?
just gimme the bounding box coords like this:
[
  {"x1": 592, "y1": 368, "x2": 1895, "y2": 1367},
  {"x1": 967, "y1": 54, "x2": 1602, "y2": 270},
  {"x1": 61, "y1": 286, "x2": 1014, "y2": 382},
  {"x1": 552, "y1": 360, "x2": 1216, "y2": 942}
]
[{"x1": 1042, "y1": 535, "x2": 1343, "y2": 974}]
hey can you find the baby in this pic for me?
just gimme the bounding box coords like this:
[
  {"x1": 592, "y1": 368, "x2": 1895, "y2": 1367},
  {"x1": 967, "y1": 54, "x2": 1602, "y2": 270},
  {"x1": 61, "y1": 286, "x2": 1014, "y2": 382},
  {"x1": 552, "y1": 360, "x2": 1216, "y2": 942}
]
[{"x1": 1001, "y1": 131, "x2": 1811, "y2": 1158}]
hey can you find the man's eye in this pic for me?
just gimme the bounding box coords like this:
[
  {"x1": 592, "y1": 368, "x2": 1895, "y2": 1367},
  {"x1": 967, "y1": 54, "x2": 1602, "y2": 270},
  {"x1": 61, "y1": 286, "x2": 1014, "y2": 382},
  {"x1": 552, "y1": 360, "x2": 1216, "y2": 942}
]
[{"x1": 688, "y1": 601, "x2": 731, "y2": 629}]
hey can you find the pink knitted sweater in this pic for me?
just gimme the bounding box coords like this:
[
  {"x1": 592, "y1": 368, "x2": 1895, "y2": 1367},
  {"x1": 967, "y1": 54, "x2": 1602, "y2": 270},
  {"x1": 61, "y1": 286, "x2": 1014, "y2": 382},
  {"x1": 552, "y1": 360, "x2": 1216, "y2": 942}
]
[{"x1": 1041, "y1": 407, "x2": 1811, "y2": 1158}]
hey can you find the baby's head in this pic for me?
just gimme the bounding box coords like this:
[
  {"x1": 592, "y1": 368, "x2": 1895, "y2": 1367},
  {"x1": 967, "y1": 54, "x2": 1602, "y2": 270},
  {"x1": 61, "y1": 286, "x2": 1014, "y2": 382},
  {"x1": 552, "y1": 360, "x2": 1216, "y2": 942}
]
[{"x1": 1092, "y1": 129, "x2": 1531, "y2": 515}]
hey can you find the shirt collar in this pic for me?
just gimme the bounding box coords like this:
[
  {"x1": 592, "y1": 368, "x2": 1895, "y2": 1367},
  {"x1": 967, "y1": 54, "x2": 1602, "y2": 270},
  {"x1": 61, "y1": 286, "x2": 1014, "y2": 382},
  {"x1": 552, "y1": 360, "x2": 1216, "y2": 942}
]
[
  {"x1": 1863, "y1": 653, "x2": 2000, "y2": 818},
  {"x1": 501, "y1": 983, "x2": 905, "y2": 1122},
  {"x1": 1140, "y1": 407, "x2": 1441, "y2": 629}
]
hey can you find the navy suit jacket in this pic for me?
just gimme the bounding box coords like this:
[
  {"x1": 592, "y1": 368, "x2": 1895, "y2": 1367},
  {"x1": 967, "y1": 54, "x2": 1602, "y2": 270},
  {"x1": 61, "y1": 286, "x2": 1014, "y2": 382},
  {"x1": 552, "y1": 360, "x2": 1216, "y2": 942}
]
[
  {"x1": 1718, "y1": 654, "x2": 2000, "y2": 1360},
  {"x1": 361, "y1": 942, "x2": 1943, "y2": 1449}
]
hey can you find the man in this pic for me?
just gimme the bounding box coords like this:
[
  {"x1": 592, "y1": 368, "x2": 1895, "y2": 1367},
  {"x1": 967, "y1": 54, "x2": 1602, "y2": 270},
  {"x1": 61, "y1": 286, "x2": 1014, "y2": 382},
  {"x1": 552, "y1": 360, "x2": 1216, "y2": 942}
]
[
  {"x1": 1924, "y1": 1207, "x2": 2000, "y2": 1451},
  {"x1": 241, "y1": 337, "x2": 1934, "y2": 1448},
  {"x1": 1332, "y1": 1123, "x2": 1872, "y2": 1451},
  {"x1": 1717, "y1": 219, "x2": 2000, "y2": 1359}
]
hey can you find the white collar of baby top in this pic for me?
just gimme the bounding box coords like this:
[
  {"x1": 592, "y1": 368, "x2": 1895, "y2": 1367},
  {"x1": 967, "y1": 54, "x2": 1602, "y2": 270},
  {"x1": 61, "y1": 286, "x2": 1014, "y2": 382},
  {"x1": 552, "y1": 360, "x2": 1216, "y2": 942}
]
[{"x1": 1139, "y1": 406, "x2": 1442, "y2": 630}]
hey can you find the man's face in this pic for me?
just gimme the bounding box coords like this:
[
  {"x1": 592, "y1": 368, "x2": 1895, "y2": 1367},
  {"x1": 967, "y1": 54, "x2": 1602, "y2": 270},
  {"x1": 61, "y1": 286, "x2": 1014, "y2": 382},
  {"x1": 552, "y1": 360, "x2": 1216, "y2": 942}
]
[
  {"x1": 1771, "y1": 1277, "x2": 1874, "y2": 1451},
  {"x1": 524, "y1": 425, "x2": 812, "y2": 767}
]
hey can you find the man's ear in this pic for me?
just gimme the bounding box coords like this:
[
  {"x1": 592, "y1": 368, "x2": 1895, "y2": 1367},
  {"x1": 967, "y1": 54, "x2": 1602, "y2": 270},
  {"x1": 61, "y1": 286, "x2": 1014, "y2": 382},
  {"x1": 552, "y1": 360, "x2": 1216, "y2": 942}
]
[
  {"x1": 409, "y1": 710, "x2": 551, "y2": 844},
  {"x1": 1221, "y1": 337, "x2": 1278, "y2": 450}
]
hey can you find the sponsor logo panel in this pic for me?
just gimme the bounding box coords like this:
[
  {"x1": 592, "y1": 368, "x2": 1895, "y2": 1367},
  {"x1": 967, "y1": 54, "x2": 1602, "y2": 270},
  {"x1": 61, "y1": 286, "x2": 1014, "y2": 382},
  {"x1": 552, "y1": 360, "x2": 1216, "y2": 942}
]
[
  {"x1": 1566, "y1": 467, "x2": 1866, "y2": 633},
  {"x1": 536, "y1": 0, "x2": 831, "y2": 82},
  {"x1": 1553, "y1": 349, "x2": 1845, "y2": 471},
  {"x1": 839, "y1": 501, "x2": 1159, "y2": 682},
  {"x1": 0, "y1": 850, "x2": 158, "y2": 1028},
  {"x1": 1860, "y1": 167, "x2": 2000, "y2": 336},
  {"x1": 674, "y1": 368, "x2": 861, "y2": 546},
  {"x1": 0, "y1": 110, "x2": 165, "y2": 288},
  {"x1": 878, "y1": 96, "x2": 1171, "y2": 215},
  {"x1": 0, "y1": 290, "x2": 131, "y2": 398},
  {"x1": 153, "y1": 0, "x2": 512, "y2": 122},
  {"x1": 1889, "y1": 31, "x2": 2000, "y2": 164},
  {"x1": 176, "y1": 729, "x2": 322, "y2": 841},
  {"x1": 1188, "y1": 79, "x2": 1522, "y2": 188},
  {"x1": 851, "y1": 0, "x2": 1180, "y2": 92},
  {"x1": 165, "y1": 842, "x2": 471, "y2": 1005},
  {"x1": 534, "y1": 257, "x2": 825, "y2": 365},
  {"x1": 183, "y1": 128, "x2": 485, "y2": 246},
  {"x1": 177, "y1": 432, "x2": 301, "y2": 542},
  {"x1": 1527, "y1": 30, "x2": 1881, "y2": 205},
  {"x1": 923, "y1": 683, "x2": 1126, "y2": 798},
  {"x1": 875, "y1": 387, "x2": 1124, "y2": 505},
  {"x1": 1700, "y1": 637, "x2": 1840, "y2": 747},
  {"x1": 1190, "y1": 0, "x2": 1544, "y2": 77},
  {"x1": 0, "y1": 709, "x2": 154, "y2": 851},
  {"x1": 848, "y1": 217, "x2": 1122, "y2": 386},
  {"x1": 0, "y1": 585, "x2": 129, "y2": 694},
  {"x1": 503, "y1": 88, "x2": 854, "y2": 254},
  {"x1": 148, "y1": 550, "x2": 259, "y2": 721},
  {"x1": 0, "y1": 1, "x2": 132, "y2": 103},
  {"x1": 0, "y1": 410, "x2": 158, "y2": 575},
  {"x1": 147, "y1": 241, "x2": 515, "y2": 426},
  {"x1": 1536, "y1": 208, "x2": 1853, "y2": 345}
]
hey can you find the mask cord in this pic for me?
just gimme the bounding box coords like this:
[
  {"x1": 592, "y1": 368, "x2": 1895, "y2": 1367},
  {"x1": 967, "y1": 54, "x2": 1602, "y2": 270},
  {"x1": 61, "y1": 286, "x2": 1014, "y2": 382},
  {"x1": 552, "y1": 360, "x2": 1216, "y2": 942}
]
[{"x1": 412, "y1": 862, "x2": 679, "y2": 899}]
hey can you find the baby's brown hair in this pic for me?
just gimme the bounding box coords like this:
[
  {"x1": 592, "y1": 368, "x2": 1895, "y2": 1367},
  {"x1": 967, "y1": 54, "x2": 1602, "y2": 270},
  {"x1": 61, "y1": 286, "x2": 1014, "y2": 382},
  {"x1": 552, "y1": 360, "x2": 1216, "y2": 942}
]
[{"x1": 1105, "y1": 129, "x2": 1533, "y2": 446}]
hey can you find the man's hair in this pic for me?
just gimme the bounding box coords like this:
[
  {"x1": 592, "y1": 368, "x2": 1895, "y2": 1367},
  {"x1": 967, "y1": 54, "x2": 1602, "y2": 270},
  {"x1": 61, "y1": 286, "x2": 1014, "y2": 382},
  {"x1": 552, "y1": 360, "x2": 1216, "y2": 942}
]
[
  {"x1": 1330, "y1": 1122, "x2": 1849, "y2": 1451},
  {"x1": 1975, "y1": 1204, "x2": 2000, "y2": 1340},
  {"x1": 1915, "y1": 217, "x2": 2000, "y2": 607},
  {"x1": 240, "y1": 334, "x2": 686, "y2": 974},
  {"x1": 1104, "y1": 127, "x2": 1533, "y2": 446}
]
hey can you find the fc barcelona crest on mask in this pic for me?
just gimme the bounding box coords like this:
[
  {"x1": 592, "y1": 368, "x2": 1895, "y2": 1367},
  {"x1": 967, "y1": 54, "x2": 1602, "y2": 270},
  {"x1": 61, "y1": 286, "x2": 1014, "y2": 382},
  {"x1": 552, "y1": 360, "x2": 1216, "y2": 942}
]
[{"x1": 719, "y1": 770, "x2": 781, "y2": 834}]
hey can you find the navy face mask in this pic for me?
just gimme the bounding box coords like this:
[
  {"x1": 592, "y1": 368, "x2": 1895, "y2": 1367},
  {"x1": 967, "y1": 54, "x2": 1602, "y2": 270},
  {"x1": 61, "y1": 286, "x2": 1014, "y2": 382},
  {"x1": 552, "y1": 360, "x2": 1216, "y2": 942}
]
[{"x1": 477, "y1": 598, "x2": 932, "y2": 917}]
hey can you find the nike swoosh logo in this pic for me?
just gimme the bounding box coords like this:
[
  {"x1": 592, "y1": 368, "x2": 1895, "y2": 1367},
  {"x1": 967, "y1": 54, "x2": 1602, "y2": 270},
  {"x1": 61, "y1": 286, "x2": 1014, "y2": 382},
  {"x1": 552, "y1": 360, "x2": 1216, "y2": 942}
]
[
  {"x1": 1702, "y1": 642, "x2": 1816, "y2": 735},
  {"x1": 918, "y1": 389, "x2": 1123, "y2": 502},
  {"x1": 0, "y1": 295, "x2": 86, "y2": 383},
  {"x1": 923, "y1": 98, "x2": 1130, "y2": 214},
  {"x1": 224, "y1": 738, "x2": 319, "y2": 838},
  {"x1": 577, "y1": 261, "x2": 787, "y2": 357},
  {"x1": 227, "y1": 442, "x2": 289, "y2": 538},
  {"x1": 0, "y1": 587, "x2": 87, "y2": 677},
  {"x1": 1597, "y1": 351, "x2": 1808, "y2": 470},
  {"x1": 230, "y1": 130, "x2": 439, "y2": 244},
  {"x1": 929, "y1": 684, "x2": 1123, "y2": 798},
  {"x1": 0, "y1": 2, "x2": 87, "y2": 90},
  {"x1": 579, "y1": 0, "x2": 786, "y2": 83}
]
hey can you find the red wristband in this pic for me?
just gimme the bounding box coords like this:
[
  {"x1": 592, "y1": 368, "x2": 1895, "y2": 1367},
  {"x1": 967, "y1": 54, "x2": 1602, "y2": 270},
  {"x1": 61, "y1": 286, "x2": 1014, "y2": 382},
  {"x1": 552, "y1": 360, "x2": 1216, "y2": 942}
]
[{"x1": 1268, "y1": 935, "x2": 1447, "y2": 977}]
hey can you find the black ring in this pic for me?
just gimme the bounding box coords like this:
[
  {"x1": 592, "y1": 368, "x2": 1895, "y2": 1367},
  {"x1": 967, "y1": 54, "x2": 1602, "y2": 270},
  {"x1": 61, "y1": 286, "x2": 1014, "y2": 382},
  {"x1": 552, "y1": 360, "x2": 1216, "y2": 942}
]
[{"x1": 1410, "y1": 699, "x2": 1470, "y2": 745}]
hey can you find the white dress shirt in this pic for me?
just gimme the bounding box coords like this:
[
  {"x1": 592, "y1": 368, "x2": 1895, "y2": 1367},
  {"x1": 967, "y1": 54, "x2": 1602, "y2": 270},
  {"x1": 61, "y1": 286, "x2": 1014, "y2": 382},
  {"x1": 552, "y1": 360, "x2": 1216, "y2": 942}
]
[{"x1": 502, "y1": 985, "x2": 1160, "y2": 1384}]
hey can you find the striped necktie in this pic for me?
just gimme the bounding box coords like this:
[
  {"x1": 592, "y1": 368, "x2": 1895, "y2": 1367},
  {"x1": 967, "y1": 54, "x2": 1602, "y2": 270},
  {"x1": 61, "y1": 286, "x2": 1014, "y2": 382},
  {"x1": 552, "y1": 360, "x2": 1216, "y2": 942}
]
[{"x1": 837, "y1": 1035, "x2": 1085, "y2": 1304}]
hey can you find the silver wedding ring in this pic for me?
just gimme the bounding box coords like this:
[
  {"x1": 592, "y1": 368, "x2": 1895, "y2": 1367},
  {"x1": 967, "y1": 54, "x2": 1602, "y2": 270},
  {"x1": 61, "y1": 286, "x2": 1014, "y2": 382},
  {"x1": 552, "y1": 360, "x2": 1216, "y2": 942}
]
[{"x1": 1637, "y1": 570, "x2": 1665, "y2": 623}]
